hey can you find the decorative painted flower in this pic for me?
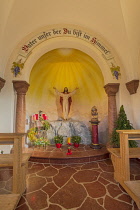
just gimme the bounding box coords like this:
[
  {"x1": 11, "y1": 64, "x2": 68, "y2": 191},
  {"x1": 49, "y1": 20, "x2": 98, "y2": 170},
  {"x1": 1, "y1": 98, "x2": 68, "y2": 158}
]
[
  {"x1": 11, "y1": 59, "x2": 24, "y2": 77},
  {"x1": 110, "y1": 63, "x2": 121, "y2": 80}
]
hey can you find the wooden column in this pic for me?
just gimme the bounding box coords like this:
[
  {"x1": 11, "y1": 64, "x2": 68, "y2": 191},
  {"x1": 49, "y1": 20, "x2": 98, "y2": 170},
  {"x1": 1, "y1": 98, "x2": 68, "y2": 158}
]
[
  {"x1": 0, "y1": 77, "x2": 6, "y2": 91},
  {"x1": 13, "y1": 81, "x2": 30, "y2": 133},
  {"x1": 104, "y1": 83, "x2": 120, "y2": 136}
]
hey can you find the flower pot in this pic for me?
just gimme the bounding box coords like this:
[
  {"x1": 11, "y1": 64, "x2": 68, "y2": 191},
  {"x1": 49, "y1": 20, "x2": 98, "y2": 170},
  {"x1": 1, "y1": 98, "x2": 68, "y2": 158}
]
[
  {"x1": 74, "y1": 143, "x2": 79, "y2": 148},
  {"x1": 56, "y1": 143, "x2": 62, "y2": 148}
]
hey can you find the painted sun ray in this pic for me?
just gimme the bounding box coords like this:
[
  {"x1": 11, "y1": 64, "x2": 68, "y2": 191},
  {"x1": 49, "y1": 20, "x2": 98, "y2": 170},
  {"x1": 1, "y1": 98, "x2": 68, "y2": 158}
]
[
  {"x1": 27, "y1": 48, "x2": 107, "y2": 120},
  {"x1": 75, "y1": 56, "x2": 104, "y2": 97}
]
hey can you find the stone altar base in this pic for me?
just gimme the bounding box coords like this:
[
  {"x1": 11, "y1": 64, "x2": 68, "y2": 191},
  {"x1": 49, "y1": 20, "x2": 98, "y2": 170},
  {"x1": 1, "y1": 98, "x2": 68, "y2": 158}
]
[
  {"x1": 46, "y1": 119, "x2": 91, "y2": 145},
  {"x1": 24, "y1": 144, "x2": 109, "y2": 164}
]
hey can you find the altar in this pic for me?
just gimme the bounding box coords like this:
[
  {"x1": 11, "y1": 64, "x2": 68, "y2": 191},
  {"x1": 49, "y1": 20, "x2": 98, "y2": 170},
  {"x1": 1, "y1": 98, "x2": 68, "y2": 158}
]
[
  {"x1": 27, "y1": 118, "x2": 91, "y2": 145},
  {"x1": 49, "y1": 120, "x2": 91, "y2": 144}
]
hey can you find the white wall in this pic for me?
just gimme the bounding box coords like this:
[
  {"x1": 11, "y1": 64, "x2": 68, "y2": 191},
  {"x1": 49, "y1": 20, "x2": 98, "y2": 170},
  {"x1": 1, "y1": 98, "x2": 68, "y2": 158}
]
[
  {"x1": 0, "y1": 0, "x2": 139, "y2": 79},
  {"x1": 0, "y1": 0, "x2": 140, "y2": 134},
  {"x1": 0, "y1": 81, "x2": 15, "y2": 132}
]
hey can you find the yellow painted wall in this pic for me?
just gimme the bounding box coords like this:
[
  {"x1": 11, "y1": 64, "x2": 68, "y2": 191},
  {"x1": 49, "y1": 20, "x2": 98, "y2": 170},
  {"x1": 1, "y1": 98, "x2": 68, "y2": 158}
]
[{"x1": 27, "y1": 48, "x2": 107, "y2": 127}]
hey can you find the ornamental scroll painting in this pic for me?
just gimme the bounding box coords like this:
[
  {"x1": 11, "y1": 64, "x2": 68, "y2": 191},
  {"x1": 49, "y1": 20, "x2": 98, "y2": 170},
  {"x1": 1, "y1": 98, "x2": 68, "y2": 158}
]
[{"x1": 11, "y1": 27, "x2": 120, "y2": 79}]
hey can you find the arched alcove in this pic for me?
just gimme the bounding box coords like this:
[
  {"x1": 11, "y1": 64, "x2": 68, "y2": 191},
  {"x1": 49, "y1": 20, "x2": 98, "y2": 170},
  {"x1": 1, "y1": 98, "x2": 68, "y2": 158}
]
[
  {"x1": 26, "y1": 48, "x2": 108, "y2": 144},
  {"x1": 2, "y1": 25, "x2": 122, "y2": 140}
]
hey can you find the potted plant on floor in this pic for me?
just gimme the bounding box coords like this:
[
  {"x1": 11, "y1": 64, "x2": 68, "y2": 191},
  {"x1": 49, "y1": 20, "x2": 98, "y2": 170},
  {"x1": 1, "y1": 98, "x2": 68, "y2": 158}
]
[
  {"x1": 111, "y1": 105, "x2": 138, "y2": 148},
  {"x1": 71, "y1": 136, "x2": 81, "y2": 148},
  {"x1": 54, "y1": 135, "x2": 63, "y2": 148}
]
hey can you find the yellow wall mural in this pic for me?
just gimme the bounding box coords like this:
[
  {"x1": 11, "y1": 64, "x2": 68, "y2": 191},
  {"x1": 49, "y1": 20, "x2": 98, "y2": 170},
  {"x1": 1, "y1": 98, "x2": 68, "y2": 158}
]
[{"x1": 27, "y1": 48, "x2": 107, "y2": 127}]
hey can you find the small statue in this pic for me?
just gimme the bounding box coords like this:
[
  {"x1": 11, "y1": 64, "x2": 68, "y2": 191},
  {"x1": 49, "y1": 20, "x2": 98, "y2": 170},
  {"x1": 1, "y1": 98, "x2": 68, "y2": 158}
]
[
  {"x1": 91, "y1": 106, "x2": 98, "y2": 122},
  {"x1": 53, "y1": 87, "x2": 78, "y2": 120}
]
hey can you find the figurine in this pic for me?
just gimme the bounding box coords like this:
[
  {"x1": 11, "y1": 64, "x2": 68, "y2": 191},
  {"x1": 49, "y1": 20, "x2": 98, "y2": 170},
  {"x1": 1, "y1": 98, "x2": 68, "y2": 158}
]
[{"x1": 91, "y1": 106, "x2": 98, "y2": 122}]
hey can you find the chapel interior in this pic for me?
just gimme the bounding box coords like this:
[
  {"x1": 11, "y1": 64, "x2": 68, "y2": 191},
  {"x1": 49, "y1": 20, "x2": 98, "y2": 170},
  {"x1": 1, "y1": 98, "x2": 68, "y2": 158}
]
[{"x1": 0, "y1": 1, "x2": 140, "y2": 210}]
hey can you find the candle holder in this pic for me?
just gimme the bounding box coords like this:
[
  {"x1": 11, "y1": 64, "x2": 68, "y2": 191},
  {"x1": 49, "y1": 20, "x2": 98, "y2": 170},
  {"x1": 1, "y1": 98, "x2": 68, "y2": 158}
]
[
  {"x1": 90, "y1": 106, "x2": 101, "y2": 149},
  {"x1": 90, "y1": 121, "x2": 101, "y2": 149},
  {"x1": 67, "y1": 147, "x2": 72, "y2": 155}
]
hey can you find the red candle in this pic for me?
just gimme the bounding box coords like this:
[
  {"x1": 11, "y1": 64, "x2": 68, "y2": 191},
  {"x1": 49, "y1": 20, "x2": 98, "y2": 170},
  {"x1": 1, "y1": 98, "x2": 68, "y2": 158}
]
[
  {"x1": 43, "y1": 114, "x2": 48, "y2": 120},
  {"x1": 35, "y1": 114, "x2": 39, "y2": 120}
]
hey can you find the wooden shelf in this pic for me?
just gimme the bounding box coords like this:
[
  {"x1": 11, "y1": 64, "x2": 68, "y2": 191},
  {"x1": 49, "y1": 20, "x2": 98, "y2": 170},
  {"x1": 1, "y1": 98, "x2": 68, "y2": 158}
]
[
  {"x1": 108, "y1": 130, "x2": 140, "y2": 209},
  {"x1": 124, "y1": 181, "x2": 140, "y2": 199},
  {"x1": 116, "y1": 130, "x2": 140, "y2": 135},
  {"x1": 0, "y1": 194, "x2": 20, "y2": 210},
  {"x1": 108, "y1": 147, "x2": 140, "y2": 158},
  {"x1": 0, "y1": 133, "x2": 26, "y2": 137},
  {"x1": 0, "y1": 133, "x2": 31, "y2": 209},
  {"x1": 0, "y1": 133, "x2": 26, "y2": 145},
  {"x1": 0, "y1": 153, "x2": 31, "y2": 167}
]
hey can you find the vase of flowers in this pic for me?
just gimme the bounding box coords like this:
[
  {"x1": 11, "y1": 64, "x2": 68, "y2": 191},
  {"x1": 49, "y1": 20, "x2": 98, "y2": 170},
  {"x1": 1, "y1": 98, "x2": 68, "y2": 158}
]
[
  {"x1": 54, "y1": 135, "x2": 63, "y2": 148},
  {"x1": 34, "y1": 137, "x2": 50, "y2": 148},
  {"x1": 28, "y1": 114, "x2": 50, "y2": 149},
  {"x1": 27, "y1": 127, "x2": 38, "y2": 147},
  {"x1": 71, "y1": 136, "x2": 81, "y2": 148}
]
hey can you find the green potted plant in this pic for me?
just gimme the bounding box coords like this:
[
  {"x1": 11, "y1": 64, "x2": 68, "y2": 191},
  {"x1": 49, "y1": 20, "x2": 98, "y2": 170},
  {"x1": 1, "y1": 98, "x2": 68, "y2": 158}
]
[
  {"x1": 54, "y1": 135, "x2": 63, "y2": 148},
  {"x1": 111, "y1": 105, "x2": 138, "y2": 148},
  {"x1": 71, "y1": 136, "x2": 81, "y2": 148}
]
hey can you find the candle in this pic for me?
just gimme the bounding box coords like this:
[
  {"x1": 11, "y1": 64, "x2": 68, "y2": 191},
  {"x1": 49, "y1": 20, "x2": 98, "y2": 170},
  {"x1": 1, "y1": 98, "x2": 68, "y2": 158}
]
[
  {"x1": 67, "y1": 137, "x2": 71, "y2": 144},
  {"x1": 42, "y1": 114, "x2": 48, "y2": 120},
  {"x1": 35, "y1": 114, "x2": 39, "y2": 120}
]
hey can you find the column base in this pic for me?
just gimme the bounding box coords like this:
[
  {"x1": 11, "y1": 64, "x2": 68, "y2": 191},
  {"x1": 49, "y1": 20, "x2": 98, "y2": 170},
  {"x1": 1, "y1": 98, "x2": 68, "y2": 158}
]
[{"x1": 90, "y1": 143, "x2": 101, "y2": 149}]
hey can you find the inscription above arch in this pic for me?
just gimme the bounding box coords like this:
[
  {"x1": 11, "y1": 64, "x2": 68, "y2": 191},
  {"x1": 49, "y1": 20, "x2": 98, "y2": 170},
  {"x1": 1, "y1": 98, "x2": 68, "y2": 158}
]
[{"x1": 11, "y1": 27, "x2": 121, "y2": 80}]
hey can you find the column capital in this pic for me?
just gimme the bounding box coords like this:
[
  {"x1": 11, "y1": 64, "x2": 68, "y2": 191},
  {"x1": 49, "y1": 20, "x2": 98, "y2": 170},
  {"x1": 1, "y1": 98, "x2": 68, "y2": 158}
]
[
  {"x1": 104, "y1": 83, "x2": 120, "y2": 96},
  {"x1": 13, "y1": 80, "x2": 30, "y2": 94},
  {"x1": 126, "y1": 80, "x2": 139, "y2": 95},
  {"x1": 0, "y1": 77, "x2": 6, "y2": 91}
]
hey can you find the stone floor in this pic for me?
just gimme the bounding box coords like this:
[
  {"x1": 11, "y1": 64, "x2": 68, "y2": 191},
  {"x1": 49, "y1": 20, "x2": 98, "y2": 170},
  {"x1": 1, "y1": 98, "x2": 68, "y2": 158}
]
[{"x1": 0, "y1": 159, "x2": 140, "y2": 209}]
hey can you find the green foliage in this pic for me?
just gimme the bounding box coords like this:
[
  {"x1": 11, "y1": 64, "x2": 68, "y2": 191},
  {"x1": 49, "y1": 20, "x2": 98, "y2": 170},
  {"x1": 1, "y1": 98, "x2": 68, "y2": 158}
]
[
  {"x1": 111, "y1": 105, "x2": 138, "y2": 148},
  {"x1": 28, "y1": 116, "x2": 50, "y2": 147},
  {"x1": 34, "y1": 137, "x2": 50, "y2": 146},
  {"x1": 54, "y1": 135, "x2": 63, "y2": 144},
  {"x1": 40, "y1": 117, "x2": 50, "y2": 130},
  {"x1": 71, "y1": 136, "x2": 81, "y2": 143}
]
